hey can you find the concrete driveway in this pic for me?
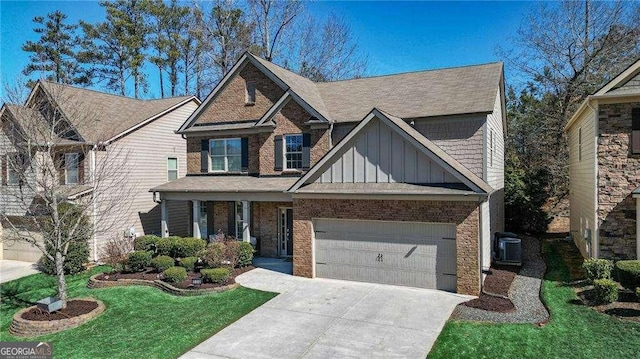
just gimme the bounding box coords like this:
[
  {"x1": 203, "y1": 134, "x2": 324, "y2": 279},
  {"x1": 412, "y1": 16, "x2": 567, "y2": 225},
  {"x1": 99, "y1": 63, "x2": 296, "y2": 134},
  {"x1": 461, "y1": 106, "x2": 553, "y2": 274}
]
[
  {"x1": 181, "y1": 269, "x2": 471, "y2": 359},
  {"x1": 0, "y1": 260, "x2": 39, "y2": 283}
]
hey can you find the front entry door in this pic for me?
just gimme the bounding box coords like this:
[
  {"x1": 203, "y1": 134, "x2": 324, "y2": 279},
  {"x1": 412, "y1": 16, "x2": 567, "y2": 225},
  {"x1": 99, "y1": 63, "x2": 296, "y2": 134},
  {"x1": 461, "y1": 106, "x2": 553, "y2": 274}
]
[{"x1": 279, "y1": 208, "x2": 293, "y2": 257}]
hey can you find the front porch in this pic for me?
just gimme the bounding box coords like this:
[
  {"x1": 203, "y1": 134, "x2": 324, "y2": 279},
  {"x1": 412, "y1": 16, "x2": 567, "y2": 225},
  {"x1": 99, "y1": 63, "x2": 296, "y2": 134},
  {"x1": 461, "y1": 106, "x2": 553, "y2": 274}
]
[{"x1": 150, "y1": 176, "x2": 297, "y2": 257}]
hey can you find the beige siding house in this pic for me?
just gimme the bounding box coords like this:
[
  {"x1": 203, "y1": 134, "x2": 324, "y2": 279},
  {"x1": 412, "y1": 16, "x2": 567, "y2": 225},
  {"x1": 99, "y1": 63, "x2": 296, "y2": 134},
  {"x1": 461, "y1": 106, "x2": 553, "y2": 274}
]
[
  {"x1": 566, "y1": 59, "x2": 640, "y2": 260},
  {"x1": 151, "y1": 52, "x2": 506, "y2": 295},
  {"x1": 0, "y1": 80, "x2": 199, "y2": 262}
]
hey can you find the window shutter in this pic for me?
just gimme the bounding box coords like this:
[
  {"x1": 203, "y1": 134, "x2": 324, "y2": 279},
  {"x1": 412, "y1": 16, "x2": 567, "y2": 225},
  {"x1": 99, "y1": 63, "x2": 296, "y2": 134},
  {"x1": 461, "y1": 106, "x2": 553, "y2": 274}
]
[
  {"x1": 57, "y1": 153, "x2": 66, "y2": 185},
  {"x1": 1, "y1": 155, "x2": 6, "y2": 186},
  {"x1": 227, "y1": 201, "x2": 235, "y2": 236},
  {"x1": 274, "y1": 135, "x2": 283, "y2": 171},
  {"x1": 201, "y1": 139, "x2": 209, "y2": 173},
  {"x1": 633, "y1": 108, "x2": 640, "y2": 154},
  {"x1": 241, "y1": 137, "x2": 249, "y2": 172},
  {"x1": 302, "y1": 133, "x2": 311, "y2": 170},
  {"x1": 78, "y1": 153, "x2": 85, "y2": 184}
]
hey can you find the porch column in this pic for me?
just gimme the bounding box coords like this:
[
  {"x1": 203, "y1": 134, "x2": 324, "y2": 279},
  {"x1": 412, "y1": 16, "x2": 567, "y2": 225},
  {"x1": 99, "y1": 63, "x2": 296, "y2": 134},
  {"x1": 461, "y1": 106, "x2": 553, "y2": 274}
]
[
  {"x1": 242, "y1": 200, "x2": 250, "y2": 242},
  {"x1": 161, "y1": 200, "x2": 169, "y2": 238},
  {"x1": 193, "y1": 200, "x2": 201, "y2": 239}
]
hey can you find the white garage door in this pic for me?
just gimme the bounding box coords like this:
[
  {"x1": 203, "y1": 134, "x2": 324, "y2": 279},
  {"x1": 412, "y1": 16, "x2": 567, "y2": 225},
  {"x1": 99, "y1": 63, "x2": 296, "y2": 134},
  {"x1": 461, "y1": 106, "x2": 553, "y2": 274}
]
[
  {"x1": 2, "y1": 239, "x2": 42, "y2": 262},
  {"x1": 314, "y1": 218, "x2": 457, "y2": 291}
]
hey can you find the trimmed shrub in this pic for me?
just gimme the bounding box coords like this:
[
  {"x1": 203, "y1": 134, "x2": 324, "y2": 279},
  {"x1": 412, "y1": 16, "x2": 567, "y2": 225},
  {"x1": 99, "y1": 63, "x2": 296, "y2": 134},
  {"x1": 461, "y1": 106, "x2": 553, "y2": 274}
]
[
  {"x1": 171, "y1": 237, "x2": 206, "y2": 258},
  {"x1": 151, "y1": 255, "x2": 174, "y2": 273},
  {"x1": 582, "y1": 259, "x2": 614, "y2": 282},
  {"x1": 155, "y1": 237, "x2": 177, "y2": 257},
  {"x1": 180, "y1": 256, "x2": 198, "y2": 271},
  {"x1": 615, "y1": 260, "x2": 640, "y2": 290},
  {"x1": 202, "y1": 243, "x2": 225, "y2": 268},
  {"x1": 134, "y1": 235, "x2": 160, "y2": 252},
  {"x1": 163, "y1": 266, "x2": 187, "y2": 283},
  {"x1": 201, "y1": 268, "x2": 230, "y2": 284},
  {"x1": 38, "y1": 237, "x2": 90, "y2": 275},
  {"x1": 238, "y1": 242, "x2": 255, "y2": 267},
  {"x1": 224, "y1": 240, "x2": 240, "y2": 268},
  {"x1": 593, "y1": 278, "x2": 618, "y2": 304},
  {"x1": 636, "y1": 287, "x2": 640, "y2": 302},
  {"x1": 127, "y1": 251, "x2": 152, "y2": 272}
]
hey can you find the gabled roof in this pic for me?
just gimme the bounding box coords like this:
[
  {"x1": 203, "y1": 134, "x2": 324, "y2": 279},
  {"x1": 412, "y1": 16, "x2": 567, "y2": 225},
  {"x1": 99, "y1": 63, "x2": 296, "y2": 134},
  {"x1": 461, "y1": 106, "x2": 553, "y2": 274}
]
[
  {"x1": 316, "y1": 63, "x2": 503, "y2": 122},
  {"x1": 178, "y1": 53, "x2": 504, "y2": 133},
  {"x1": 31, "y1": 81, "x2": 198, "y2": 143},
  {"x1": 1, "y1": 104, "x2": 84, "y2": 146},
  {"x1": 595, "y1": 58, "x2": 640, "y2": 95},
  {"x1": 288, "y1": 108, "x2": 493, "y2": 194}
]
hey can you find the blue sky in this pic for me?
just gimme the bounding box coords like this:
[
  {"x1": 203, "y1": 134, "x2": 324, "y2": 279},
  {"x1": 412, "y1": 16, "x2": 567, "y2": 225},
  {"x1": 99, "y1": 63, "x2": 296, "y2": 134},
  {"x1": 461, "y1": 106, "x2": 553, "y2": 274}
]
[{"x1": 0, "y1": 1, "x2": 533, "y2": 99}]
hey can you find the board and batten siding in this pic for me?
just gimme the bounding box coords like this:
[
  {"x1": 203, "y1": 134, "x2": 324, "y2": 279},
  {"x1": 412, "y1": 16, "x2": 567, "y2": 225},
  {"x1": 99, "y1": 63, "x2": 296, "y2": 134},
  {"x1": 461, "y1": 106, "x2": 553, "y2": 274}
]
[
  {"x1": 94, "y1": 101, "x2": 197, "y2": 258},
  {"x1": 568, "y1": 106, "x2": 597, "y2": 258},
  {"x1": 316, "y1": 118, "x2": 460, "y2": 184}
]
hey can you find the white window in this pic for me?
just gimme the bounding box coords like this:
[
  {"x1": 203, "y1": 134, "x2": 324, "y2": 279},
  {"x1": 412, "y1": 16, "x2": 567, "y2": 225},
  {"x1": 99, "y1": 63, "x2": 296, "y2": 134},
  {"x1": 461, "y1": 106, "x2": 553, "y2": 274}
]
[
  {"x1": 489, "y1": 129, "x2": 494, "y2": 167},
  {"x1": 235, "y1": 201, "x2": 244, "y2": 238},
  {"x1": 6, "y1": 153, "x2": 20, "y2": 185},
  {"x1": 578, "y1": 127, "x2": 582, "y2": 162},
  {"x1": 245, "y1": 81, "x2": 256, "y2": 104},
  {"x1": 167, "y1": 157, "x2": 178, "y2": 181},
  {"x1": 65, "y1": 153, "x2": 79, "y2": 184},
  {"x1": 209, "y1": 138, "x2": 242, "y2": 172},
  {"x1": 284, "y1": 134, "x2": 303, "y2": 170}
]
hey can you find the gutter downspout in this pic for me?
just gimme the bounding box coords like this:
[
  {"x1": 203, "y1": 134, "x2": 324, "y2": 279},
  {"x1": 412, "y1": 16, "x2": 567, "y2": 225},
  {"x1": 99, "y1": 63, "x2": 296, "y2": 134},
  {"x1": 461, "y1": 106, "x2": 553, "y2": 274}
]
[{"x1": 91, "y1": 145, "x2": 98, "y2": 262}]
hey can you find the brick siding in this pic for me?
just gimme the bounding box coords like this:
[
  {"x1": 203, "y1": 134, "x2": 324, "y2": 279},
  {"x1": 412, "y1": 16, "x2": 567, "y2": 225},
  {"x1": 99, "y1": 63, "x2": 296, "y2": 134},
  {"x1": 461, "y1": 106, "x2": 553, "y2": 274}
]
[
  {"x1": 293, "y1": 198, "x2": 481, "y2": 295},
  {"x1": 597, "y1": 102, "x2": 640, "y2": 259}
]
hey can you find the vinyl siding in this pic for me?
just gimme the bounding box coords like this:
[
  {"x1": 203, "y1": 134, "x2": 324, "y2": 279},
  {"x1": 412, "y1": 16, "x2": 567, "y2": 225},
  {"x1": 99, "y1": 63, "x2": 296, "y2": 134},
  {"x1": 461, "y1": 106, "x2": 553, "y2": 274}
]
[
  {"x1": 485, "y1": 89, "x2": 505, "y2": 190},
  {"x1": 94, "y1": 101, "x2": 197, "y2": 257},
  {"x1": 568, "y1": 106, "x2": 597, "y2": 258},
  {"x1": 0, "y1": 127, "x2": 35, "y2": 216}
]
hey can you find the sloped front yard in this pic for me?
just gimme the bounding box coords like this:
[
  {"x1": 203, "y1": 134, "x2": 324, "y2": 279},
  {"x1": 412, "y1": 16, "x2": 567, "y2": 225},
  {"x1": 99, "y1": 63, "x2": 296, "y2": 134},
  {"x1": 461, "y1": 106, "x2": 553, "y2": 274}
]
[
  {"x1": 0, "y1": 266, "x2": 276, "y2": 359},
  {"x1": 428, "y1": 239, "x2": 640, "y2": 358}
]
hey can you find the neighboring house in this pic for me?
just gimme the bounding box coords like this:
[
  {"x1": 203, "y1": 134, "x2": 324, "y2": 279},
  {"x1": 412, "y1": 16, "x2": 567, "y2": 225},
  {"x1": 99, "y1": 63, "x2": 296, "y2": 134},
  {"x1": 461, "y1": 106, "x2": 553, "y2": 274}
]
[
  {"x1": 0, "y1": 80, "x2": 199, "y2": 262},
  {"x1": 150, "y1": 52, "x2": 505, "y2": 295},
  {"x1": 566, "y1": 58, "x2": 640, "y2": 260}
]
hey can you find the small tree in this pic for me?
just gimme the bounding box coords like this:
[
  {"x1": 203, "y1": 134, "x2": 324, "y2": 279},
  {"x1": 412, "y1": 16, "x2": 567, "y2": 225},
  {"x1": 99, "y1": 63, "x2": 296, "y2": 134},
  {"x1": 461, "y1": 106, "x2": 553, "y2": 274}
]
[{"x1": 1, "y1": 80, "x2": 133, "y2": 307}]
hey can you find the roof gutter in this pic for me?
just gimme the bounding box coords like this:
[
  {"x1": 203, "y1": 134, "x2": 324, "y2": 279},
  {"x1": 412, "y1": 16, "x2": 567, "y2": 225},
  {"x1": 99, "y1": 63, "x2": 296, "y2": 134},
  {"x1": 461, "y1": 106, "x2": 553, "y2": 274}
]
[{"x1": 566, "y1": 92, "x2": 640, "y2": 131}]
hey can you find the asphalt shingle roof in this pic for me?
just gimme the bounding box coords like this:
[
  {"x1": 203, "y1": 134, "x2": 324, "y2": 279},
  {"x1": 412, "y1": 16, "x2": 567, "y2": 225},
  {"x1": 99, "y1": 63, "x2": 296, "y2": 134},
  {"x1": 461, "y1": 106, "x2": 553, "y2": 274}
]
[
  {"x1": 150, "y1": 175, "x2": 298, "y2": 193},
  {"x1": 39, "y1": 81, "x2": 194, "y2": 143}
]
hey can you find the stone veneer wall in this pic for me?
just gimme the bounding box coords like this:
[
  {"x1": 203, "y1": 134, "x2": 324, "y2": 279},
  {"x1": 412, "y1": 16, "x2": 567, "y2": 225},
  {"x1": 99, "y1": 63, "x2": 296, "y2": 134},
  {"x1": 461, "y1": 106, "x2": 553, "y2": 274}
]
[
  {"x1": 597, "y1": 102, "x2": 640, "y2": 259},
  {"x1": 293, "y1": 198, "x2": 481, "y2": 295}
]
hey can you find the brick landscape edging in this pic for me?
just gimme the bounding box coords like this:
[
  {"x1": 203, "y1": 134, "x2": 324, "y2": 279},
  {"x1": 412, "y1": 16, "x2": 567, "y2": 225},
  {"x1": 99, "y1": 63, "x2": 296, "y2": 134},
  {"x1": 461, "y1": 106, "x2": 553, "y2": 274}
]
[
  {"x1": 10, "y1": 298, "x2": 105, "y2": 337},
  {"x1": 87, "y1": 273, "x2": 240, "y2": 296}
]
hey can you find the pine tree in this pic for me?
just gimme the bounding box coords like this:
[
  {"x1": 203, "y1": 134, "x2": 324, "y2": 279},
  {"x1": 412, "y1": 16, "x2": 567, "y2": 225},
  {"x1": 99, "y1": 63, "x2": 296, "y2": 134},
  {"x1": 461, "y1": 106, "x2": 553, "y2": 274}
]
[{"x1": 22, "y1": 11, "x2": 90, "y2": 87}]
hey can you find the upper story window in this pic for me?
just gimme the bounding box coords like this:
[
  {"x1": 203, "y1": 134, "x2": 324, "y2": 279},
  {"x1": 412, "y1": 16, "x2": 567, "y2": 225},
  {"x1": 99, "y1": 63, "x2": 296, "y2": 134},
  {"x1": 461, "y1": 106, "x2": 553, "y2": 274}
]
[
  {"x1": 210, "y1": 138, "x2": 242, "y2": 172},
  {"x1": 284, "y1": 134, "x2": 303, "y2": 170},
  {"x1": 489, "y1": 129, "x2": 494, "y2": 167},
  {"x1": 578, "y1": 127, "x2": 582, "y2": 161},
  {"x1": 167, "y1": 157, "x2": 178, "y2": 181},
  {"x1": 65, "y1": 153, "x2": 79, "y2": 184},
  {"x1": 632, "y1": 108, "x2": 640, "y2": 154},
  {"x1": 6, "y1": 153, "x2": 21, "y2": 185},
  {"x1": 245, "y1": 81, "x2": 256, "y2": 105}
]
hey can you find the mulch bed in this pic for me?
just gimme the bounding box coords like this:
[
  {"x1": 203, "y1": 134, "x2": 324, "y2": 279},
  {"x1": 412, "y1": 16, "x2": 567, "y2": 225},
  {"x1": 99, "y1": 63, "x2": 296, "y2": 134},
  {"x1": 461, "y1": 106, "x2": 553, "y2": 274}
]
[
  {"x1": 96, "y1": 266, "x2": 255, "y2": 290},
  {"x1": 460, "y1": 264, "x2": 519, "y2": 313},
  {"x1": 21, "y1": 300, "x2": 98, "y2": 321},
  {"x1": 463, "y1": 294, "x2": 515, "y2": 313},
  {"x1": 575, "y1": 284, "x2": 640, "y2": 322}
]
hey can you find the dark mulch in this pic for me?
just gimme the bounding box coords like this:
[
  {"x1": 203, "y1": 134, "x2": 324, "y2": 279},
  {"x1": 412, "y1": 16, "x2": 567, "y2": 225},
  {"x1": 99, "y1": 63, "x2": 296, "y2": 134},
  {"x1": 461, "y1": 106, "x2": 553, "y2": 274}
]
[
  {"x1": 22, "y1": 300, "x2": 98, "y2": 321},
  {"x1": 96, "y1": 266, "x2": 255, "y2": 290},
  {"x1": 463, "y1": 294, "x2": 515, "y2": 313},
  {"x1": 575, "y1": 284, "x2": 640, "y2": 322},
  {"x1": 483, "y1": 265, "x2": 519, "y2": 297}
]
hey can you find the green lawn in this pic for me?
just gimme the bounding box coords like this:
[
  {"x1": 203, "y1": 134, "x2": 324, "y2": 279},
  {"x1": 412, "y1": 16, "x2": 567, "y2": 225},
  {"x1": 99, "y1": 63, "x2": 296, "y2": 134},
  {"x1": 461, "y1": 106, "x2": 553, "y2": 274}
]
[
  {"x1": 428, "y1": 240, "x2": 640, "y2": 358},
  {"x1": 0, "y1": 267, "x2": 276, "y2": 359}
]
